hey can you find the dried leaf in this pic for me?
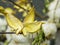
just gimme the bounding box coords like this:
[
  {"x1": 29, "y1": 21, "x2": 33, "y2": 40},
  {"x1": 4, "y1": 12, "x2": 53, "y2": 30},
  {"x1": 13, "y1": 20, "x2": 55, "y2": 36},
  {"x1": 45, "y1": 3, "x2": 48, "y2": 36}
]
[
  {"x1": 25, "y1": 22, "x2": 43, "y2": 32},
  {"x1": 4, "y1": 8, "x2": 23, "y2": 34},
  {"x1": 23, "y1": 7, "x2": 35, "y2": 24},
  {"x1": 22, "y1": 21, "x2": 44, "y2": 35}
]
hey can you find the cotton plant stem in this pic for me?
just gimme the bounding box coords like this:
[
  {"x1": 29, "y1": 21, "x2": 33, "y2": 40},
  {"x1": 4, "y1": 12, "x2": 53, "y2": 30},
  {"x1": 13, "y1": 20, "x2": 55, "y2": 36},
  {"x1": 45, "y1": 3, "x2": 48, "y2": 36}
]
[{"x1": 0, "y1": 32, "x2": 23, "y2": 34}]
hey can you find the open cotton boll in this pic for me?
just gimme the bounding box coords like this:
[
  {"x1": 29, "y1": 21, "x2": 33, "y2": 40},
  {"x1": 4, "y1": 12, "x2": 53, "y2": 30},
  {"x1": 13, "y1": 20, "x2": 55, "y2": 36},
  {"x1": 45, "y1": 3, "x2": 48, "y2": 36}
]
[
  {"x1": 47, "y1": 0, "x2": 60, "y2": 27},
  {"x1": 48, "y1": 0, "x2": 60, "y2": 11},
  {"x1": 48, "y1": 0, "x2": 57, "y2": 11},
  {"x1": 0, "y1": 18, "x2": 7, "y2": 31},
  {"x1": 42, "y1": 23, "x2": 57, "y2": 37},
  {"x1": 48, "y1": 8, "x2": 60, "y2": 21},
  {"x1": 47, "y1": 8, "x2": 60, "y2": 27}
]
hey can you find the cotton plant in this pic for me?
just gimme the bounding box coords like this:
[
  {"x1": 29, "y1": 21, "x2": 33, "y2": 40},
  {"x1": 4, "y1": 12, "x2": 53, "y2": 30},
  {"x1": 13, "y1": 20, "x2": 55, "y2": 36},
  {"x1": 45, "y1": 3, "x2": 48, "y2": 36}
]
[
  {"x1": 5, "y1": 7, "x2": 44, "y2": 45},
  {"x1": 36, "y1": 21, "x2": 57, "y2": 45},
  {"x1": 0, "y1": 7, "x2": 57, "y2": 45},
  {"x1": 0, "y1": 6, "x2": 30, "y2": 45},
  {"x1": 0, "y1": 0, "x2": 58, "y2": 45},
  {"x1": 0, "y1": 6, "x2": 44, "y2": 45},
  {"x1": 6, "y1": 21, "x2": 57, "y2": 45},
  {"x1": 47, "y1": 0, "x2": 60, "y2": 28}
]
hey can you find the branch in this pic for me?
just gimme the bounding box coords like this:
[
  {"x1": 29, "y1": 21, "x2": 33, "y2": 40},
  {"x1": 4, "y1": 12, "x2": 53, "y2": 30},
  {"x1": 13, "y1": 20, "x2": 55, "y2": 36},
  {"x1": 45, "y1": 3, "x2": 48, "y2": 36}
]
[
  {"x1": 0, "y1": 32, "x2": 15, "y2": 34},
  {"x1": 8, "y1": 0, "x2": 27, "y2": 11}
]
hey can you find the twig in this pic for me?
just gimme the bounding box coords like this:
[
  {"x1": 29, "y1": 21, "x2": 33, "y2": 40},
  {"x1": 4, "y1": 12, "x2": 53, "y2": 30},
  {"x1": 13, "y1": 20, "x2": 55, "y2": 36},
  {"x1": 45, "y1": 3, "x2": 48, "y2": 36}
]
[
  {"x1": 8, "y1": 0, "x2": 26, "y2": 11},
  {"x1": 0, "y1": 32, "x2": 15, "y2": 34}
]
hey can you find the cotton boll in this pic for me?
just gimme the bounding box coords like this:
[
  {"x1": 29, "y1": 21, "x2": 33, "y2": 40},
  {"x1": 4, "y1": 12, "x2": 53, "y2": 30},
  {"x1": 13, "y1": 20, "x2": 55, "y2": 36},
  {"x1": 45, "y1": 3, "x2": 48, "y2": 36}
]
[
  {"x1": 48, "y1": 0, "x2": 60, "y2": 27},
  {"x1": 48, "y1": 0, "x2": 57, "y2": 11},
  {"x1": 47, "y1": 10, "x2": 56, "y2": 23},
  {"x1": 48, "y1": 8, "x2": 60, "y2": 21},
  {"x1": 48, "y1": 0, "x2": 60, "y2": 11},
  {"x1": 54, "y1": 9, "x2": 60, "y2": 27},
  {"x1": 42, "y1": 23, "x2": 57, "y2": 37},
  {"x1": 54, "y1": 9, "x2": 60, "y2": 21},
  {"x1": 47, "y1": 8, "x2": 60, "y2": 27}
]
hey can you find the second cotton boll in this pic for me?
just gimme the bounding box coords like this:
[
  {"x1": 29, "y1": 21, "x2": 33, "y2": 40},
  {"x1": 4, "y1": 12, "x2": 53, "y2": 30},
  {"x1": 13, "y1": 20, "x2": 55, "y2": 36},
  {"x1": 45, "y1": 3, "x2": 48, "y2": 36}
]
[{"x1": 42, "y1": 23, "x2": 57, "y2": 37}]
